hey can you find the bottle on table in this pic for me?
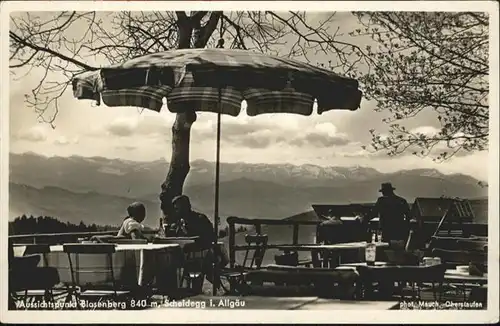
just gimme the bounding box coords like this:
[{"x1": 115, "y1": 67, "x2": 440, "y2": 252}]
[{"x1": 365, "y1": 234, "x2": 377, "y2": 266}]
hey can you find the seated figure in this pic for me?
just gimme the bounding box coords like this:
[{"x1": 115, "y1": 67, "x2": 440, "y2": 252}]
[{"x1": 117, "y1": 202, "x2": 148, "y2": 240}]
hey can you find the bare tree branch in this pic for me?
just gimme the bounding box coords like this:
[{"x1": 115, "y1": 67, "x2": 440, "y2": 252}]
[{"x1": 10, "y1": 31, "x2": 97, "y2": 70}]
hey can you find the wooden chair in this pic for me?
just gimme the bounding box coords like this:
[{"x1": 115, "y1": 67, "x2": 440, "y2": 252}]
[
  {"x1": 177, "y1": 242, "x2": 209, "y2": 296},
  {"x1": 63, "y1": 243, "x2": 130, "y2": 309},
  {"x1": 9, "y1": 242, "x2": 60, "y2": 309},
  {"x1": 218, "y1": 234, "x2": 269, "y2": 296},
  {"x1": 242, "y1": 234, "x2": 269, "y2": 269}
]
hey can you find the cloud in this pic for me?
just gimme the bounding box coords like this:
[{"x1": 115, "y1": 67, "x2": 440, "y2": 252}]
[
  {"x1": 225, "y1": 129, "x2": 277, "y2": 149},
  {"x1": 11, "y1": 125, "x2": 48, "y2": 142},
  {"x1": 208, "y1": 120, "x2": 354, "y2": 149},
  {"x1": 287, "y1": 122, "x2": 351, "y2": 148},
  {"x1": 117, "y1": 145, "x2": 137, "y2": 151},
  {"x1": 104, "y1": 115, "x2": 171, "y2": 138},
  {"x1": 54, "y1": 136, "x2": 79, "y2": 146},
  {"x1": 105, "y1": 117, "x2": 139, "y2": 137},
  {"x1": 230, "y1": 137, "x2": 273, "y2": 149}
]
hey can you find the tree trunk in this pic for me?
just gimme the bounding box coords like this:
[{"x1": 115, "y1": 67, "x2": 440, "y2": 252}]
[
  {"x1": 160, "y1": 111, "x2": 197, "y2": 220},
  {"x1": 159, "y1": 12, "x2": 221, "y2": 227}
]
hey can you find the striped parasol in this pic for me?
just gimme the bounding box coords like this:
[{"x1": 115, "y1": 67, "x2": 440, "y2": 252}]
[
  {"x1": 72, "y1": 47, "x2": 363, "y2": 294},
  {"x1": 73, "y1": 48, "x2": 361, "y2": 115}
]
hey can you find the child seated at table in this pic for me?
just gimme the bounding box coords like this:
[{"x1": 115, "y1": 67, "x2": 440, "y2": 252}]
[{"x1": 117, "y1": 202, "x2": 148, "y2": 240}]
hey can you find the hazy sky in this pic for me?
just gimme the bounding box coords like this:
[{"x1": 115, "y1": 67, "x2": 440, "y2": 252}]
[{"x1": 7, "y1": 10, "x2": 490, "y2": 181}]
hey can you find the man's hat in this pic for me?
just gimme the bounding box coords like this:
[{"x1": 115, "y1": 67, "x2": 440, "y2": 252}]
[
  {"x1": 172, "y1": 195, "x2": 190, "y2": 204},
  {"x1": 379, "y1": 182, "x2": 396, "y2": 192}
]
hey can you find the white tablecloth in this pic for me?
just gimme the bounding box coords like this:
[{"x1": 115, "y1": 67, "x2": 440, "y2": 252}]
[{"x1": 14, "y1": 243, "x2": 180, "y2": 287}]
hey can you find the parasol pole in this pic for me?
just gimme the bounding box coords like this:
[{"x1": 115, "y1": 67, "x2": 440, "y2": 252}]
[
  {"x1": 212, "y1": 15, "x2": 225, "y2": 296},
  {"x1": 212, "y1": 88, "x2": 222, "y2": 296}
]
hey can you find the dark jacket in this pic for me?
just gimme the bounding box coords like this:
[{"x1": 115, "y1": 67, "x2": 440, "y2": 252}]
[
  {"x1": 183, "y1": 211, "x2": 216, "y2": 247},
  {"x1": 372, "y1": 194, "x2": 411, "y2": 241}
]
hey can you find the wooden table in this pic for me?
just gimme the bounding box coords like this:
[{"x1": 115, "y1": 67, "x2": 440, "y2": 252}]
[
  {"x1": 275, "y1": 242, "x2": 389, "y2": 268},
  {"x1": 275, "y1": 242, "x2": 389, "y2": 251},
  {"x1": 156, "y1": 295, "x2": 398, "y2": 310}
]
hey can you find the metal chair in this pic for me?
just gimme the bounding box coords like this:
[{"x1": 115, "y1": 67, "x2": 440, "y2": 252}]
[{"x1": 63, "y1": 243, "x2": 130, "y2": 309}]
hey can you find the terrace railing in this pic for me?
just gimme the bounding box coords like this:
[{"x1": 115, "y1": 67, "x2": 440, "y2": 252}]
[{"x1": 8, "y1": 230, "x2": 159, "y2": 245}]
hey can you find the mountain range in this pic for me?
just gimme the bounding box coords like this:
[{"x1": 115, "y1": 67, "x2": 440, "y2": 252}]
[{"x1": 8, "y1": 152, "x2": 488, "y2": 228}]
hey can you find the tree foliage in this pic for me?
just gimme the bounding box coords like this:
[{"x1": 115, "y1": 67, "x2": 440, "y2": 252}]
[
  {"x1": 352, "y1": 12, "x2": 489, "y2": 160},
  {"x1": 9, "y1": 214, "x2": 100, "y2": 235}
]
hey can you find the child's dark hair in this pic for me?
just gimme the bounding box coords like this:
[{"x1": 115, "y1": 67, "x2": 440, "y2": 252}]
[{"x1": 127, "y1": 202, "x2": 146, "y2": 219}]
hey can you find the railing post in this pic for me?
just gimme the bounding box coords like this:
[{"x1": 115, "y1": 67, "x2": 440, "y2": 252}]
[
  {"x1": 292, "y1": 223, "x2": 299, "y2": 245},
  {"x1": 228, "y1": 217, "x2": 236, "y2": 268}
]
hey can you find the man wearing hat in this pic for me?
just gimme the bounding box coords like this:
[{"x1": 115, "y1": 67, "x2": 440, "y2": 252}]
[{"x1": 369, "y1": 182, "x2": 411, "y2": 245}]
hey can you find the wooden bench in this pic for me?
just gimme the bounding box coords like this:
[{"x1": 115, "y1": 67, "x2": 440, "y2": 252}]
[{"x1": 245, "y1": 264, "x2": 360, "y2": 299}]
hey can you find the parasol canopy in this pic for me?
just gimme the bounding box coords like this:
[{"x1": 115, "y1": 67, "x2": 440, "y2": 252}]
[{"x1": 72, "y1": 48, "x2": 362, "y2": 116}]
